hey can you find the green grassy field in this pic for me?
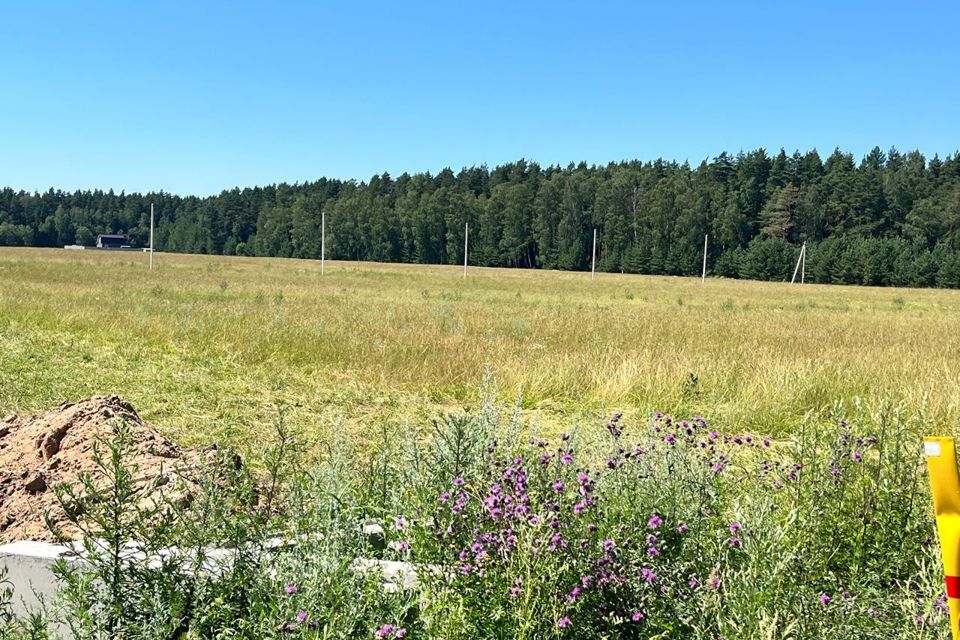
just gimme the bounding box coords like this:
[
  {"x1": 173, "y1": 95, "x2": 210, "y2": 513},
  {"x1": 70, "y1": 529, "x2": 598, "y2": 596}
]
[{"x1": 2, "y1": 247, "x2": 959, "y2": 452}]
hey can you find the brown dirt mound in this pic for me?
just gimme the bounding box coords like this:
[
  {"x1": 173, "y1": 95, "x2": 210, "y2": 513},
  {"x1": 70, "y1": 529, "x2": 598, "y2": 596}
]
[{"x1": 0, "y1": 395, "x2": 210, "y2": 543}]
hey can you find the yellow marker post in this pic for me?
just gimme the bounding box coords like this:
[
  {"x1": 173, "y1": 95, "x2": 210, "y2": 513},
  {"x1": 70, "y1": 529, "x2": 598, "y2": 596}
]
[{"x1": 924, "y1": 436, "x2": 960, "y2": 640}]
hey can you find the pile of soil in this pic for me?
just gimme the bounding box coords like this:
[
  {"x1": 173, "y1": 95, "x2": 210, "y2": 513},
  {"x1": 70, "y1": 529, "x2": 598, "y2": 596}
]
[{"x1": 0, "y1": 396, "x2": 213, "y2": 543}]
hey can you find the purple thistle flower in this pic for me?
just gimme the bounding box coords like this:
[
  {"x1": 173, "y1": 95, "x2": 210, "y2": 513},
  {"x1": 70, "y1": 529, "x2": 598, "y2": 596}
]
[
  {"x1": 647, "y1": 546, "x2": 660, "y2": 557},
  {"x1": 631, "y1": 611, "x2": 644, "y2": 622},
  {"x1": 678, "y1": 522, "x2": 689, "y2": 534},
  {"x1": 454, "y1": 476, "x2": 464, "y2": 487},
  {"x1": 647, "y1": 514, "x2": 663, "y2": 529},
  {"x1": 296, "y1": 611, "x2": 308, "y2": 623},
  {"x1": 763, "y1": 438, "x2": 771, "y2": 447},
  {"x1": 284, "y1": 582, "x2": 298, "y2": 594},
  {"x1": 560, "y1": 453, "x2": 573, "y2": 465},
  {"x1": 552, "y1": 480, "x2": 565, "y2": 492},
  {"x1": 936, "y1": 594, "x2": 949, "y2": 614},
  {"x1": 557, "y1": 616, "x2": 572, "y2": 628},
  {"x1": 603, "y1": 539, "x2": 616, "y2": 552},
  {"x1": 728, "y1": 521, "x2": 741, "y2": 533},
  {"x1": 439, "y1": 491, "x2": 450, "y2": 502},
  {"x1": 728, "y1": 536, "x2": 742, "y2": 547},
  {"x1": 573, "y1": 501, "x2": 586, "y2": 514},
  {"x1": 819, "y1": 593, "x2": 831, "y2": 605},
  {"x1": 375, "y1": 624, "x2": 394, "y2": 638}
]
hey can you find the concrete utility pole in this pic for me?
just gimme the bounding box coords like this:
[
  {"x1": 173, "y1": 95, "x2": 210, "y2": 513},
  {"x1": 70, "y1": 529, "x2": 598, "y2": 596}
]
[
  {"x1": 800, "y1": 242, "x2": 806, "y2": 285},
  {"x1": 701, "y1": 234, "x2": 708, "y2": 283},
  {"x1": 791, "y1": 242, "x2": 807, "y2": 284},
  {"x1": 149, "y1": 203, "x2": 154, "y2": 270},
  {"x1": 463, "y1": 222, "x2": 469, "y2": 279},
  {"x1": 591, "y1": 228, "x2": 597, "y2": 280}
]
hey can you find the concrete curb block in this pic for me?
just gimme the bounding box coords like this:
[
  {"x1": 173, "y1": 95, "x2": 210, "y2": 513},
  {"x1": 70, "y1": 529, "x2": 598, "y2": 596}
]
[
  {"x1": 1, "y1": 539, "x2": 424, "y2": 637},
  {"x1": 0, "y1": 540, "x2": 71, "y2": 616}
]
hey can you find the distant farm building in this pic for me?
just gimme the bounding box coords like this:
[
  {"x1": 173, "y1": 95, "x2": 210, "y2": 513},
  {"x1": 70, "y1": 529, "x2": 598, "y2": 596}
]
[{"x1": 95, "y1": 234, "x2": 126, "y2": 249}]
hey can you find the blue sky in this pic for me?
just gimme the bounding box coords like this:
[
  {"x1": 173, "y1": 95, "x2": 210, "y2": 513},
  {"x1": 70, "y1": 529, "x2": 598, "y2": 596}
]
[{"x1": 1, "y1": 1, "x2": 958, "y2": 195}]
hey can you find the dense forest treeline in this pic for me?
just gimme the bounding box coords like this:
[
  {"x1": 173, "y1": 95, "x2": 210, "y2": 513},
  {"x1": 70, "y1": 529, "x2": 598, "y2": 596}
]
[{"x1": 4, "y1": 146, "x2": 960, "y2": 287}]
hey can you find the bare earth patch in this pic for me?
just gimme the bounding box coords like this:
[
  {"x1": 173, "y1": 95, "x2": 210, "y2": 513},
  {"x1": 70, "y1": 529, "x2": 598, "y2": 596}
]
[{"x1": 0, "y1": 395, "x2": 209, "y2": 543}]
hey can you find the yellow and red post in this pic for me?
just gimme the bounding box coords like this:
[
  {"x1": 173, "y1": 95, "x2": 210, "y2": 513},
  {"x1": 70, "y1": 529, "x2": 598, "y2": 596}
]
[{"x1": 924, "y1": 436, "x2": 960, "y2": 640}]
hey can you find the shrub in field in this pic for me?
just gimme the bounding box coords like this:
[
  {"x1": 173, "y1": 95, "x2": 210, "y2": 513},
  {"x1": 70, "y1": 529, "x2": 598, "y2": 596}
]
[{"x1": 31, "y1": 395, "x2": 951, "y2": 639}]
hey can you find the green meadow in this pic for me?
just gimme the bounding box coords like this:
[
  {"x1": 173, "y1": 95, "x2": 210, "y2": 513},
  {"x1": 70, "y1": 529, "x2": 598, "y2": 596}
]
[{"x1": 2, "y1": 247, "x2": 959, "y2": 451}]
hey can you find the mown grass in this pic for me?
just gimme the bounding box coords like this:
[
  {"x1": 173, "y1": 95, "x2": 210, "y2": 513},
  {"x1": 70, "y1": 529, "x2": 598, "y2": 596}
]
[{"x1": 2, "y1": 247, "x2": 959, "y2": 452}]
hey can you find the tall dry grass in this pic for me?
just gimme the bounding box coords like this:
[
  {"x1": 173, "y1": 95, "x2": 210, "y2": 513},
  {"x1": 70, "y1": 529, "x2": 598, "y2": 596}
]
[{"x1": 2, "y1": 247, "x2": 959, "y2": 449}]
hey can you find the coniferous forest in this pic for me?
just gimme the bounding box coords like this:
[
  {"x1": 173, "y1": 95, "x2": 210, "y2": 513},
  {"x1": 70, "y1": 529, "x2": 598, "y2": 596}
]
[{"x1": 4, "y1": 146, "x2": 960, "y2": 288}]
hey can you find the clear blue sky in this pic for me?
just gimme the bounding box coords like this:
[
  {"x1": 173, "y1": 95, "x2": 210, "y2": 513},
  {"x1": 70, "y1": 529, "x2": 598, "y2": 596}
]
[{"x1": 2, "y1": 1, "x2": 958, "y2": 196}]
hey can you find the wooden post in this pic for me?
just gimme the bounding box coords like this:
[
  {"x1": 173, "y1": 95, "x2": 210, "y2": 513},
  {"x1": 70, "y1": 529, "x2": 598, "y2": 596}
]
[
  {"x1": 321, "y1": 209, "x2": 325, "y2": 275},
  {"x1": 463, "y1": 222, "x2": 469, "y2": 279}
]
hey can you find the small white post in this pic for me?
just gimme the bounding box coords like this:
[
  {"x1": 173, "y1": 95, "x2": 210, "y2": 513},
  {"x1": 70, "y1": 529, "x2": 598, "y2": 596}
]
[
  {"x1": 149, "y1": 203, "x2": 154, "y2": 270},
  {"x1": 463, "y1": 222, "x2": 469, "y2": 279},
  {"x1": 591, "y1": 228, "x2": 597, "y2": 280},
  {"x1": 701, "y1": 234, "x2": 708, "y2": 283},
  {"x1": 321, "y1": 209, "x2": 326, "y2": 275}
]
